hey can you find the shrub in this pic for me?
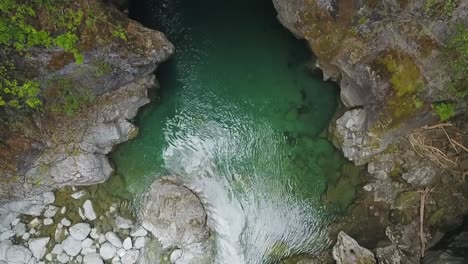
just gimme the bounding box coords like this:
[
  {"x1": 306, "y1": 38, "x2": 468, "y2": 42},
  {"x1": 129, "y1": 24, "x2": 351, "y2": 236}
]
[{"x1": 434, "y1": 102, "x2": 455, "y2": 121}]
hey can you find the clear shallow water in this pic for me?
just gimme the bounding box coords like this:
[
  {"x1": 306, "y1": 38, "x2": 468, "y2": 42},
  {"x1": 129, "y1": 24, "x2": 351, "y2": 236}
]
[{"x1": 111, "y1": 0, "x2": 352, "y2": 262}]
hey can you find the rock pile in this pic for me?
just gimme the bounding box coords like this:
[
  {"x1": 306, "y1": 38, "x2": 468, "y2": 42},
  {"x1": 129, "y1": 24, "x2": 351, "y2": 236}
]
[{"x1": 0, "y1": 190, "x2": 152, "y2": 264}]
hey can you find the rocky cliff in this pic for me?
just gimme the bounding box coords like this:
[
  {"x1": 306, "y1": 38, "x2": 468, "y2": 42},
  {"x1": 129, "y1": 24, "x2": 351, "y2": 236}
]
[
  {"x1": 0, "y1": 0, "x2": 173, "y2": 203},
  {"x1": 272, "y1": 0, "x2": 468, "y2": 263}
]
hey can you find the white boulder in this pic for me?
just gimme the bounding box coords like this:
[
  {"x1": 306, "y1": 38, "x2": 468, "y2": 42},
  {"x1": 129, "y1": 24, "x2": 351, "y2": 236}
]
[
  {"x1": 28, "y1": 237, "x2": 50, "y2": 260},
  {"x1": 69, "y1": 223, "x2": 91, "y2": 240},
  {"x1": 105, "y1": 232, "x2": 122, "y2": 248},
  {"x1": 99, "y1": 242, "x2": 117, "y2": 260},
  {"x1": 83, "y1": 200, "x2": 97, "y2": 221},
  {"x1": 62, "y1": 237, "x2": 82, "y2": 256},
  {"x1": 83, "y1": 252, "x2": 104, "y2": 264}
]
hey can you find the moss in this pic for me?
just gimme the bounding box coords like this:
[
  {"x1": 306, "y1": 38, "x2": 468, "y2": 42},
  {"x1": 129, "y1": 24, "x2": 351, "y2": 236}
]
[
  {"x1": 428, "y1": 208, "x2": 445, "y2": 226},
  {"x1": 371, "y1": 51, "x2": 425, "y2": 133},
  {"x1": 393, "y1": 191, "x2": 420, "y2": 210},
  {"x1": 298, "y1": 0, "x2": 360, "y2": 60},
  {"x1": 378, "y1": 52, "x2": 423, "y2": 97}
]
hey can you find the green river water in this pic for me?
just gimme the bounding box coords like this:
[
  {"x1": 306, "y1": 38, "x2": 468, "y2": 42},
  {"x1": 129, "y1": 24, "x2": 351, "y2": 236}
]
[{"x1": 110, "y1": 0, "x2": 359, "y2": 262}]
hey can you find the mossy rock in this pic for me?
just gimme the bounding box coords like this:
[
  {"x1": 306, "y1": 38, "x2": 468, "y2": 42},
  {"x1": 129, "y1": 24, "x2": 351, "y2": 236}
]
[
  {"x1": 428, "y1": 208, "x2": 445, "y2": 226},
  {"x1": 393, "y1": 191, "x2": 420, "y2": 210}
]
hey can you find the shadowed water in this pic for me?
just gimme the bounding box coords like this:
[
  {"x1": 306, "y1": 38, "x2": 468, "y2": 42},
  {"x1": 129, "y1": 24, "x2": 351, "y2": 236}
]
[{"x1": 111, "y1": 0, "x2": 352, "y2": 262}]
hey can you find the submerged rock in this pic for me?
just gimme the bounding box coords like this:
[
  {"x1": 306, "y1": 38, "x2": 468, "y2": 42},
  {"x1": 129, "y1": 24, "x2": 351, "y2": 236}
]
[{"x1": 332, "y1": 232, "x2": 376, "y2": 264}]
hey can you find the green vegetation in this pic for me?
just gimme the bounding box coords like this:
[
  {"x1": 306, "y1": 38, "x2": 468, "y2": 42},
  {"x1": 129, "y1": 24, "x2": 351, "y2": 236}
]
[
  {"x1": 0, "y1": 0, "x2": 128, "y2": 114},
  {"x1": 434, "y1": 102, "x2": 455, "y2": 121},
  {"x1": 424, "y1": 0, "x2": 457, "y2": 17},
  {"x1": 379, "y1": 53, "x2": 423, "y2": 97},
  {"x1": 446, "y1": 23, "x2": 468, "y2": 100},
  {"x1": 45, "y1": 77, "x2": 94, "y2": 116}
]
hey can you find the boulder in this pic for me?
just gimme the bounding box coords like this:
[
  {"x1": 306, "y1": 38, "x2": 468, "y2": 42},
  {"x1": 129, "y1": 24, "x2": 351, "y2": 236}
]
[
  {"x1": 122, "y1": 237, "x2": 132, "y2": 250},
  {"x1": 43, "y1": 205, "x2": 58, "y2": 218},
  {"x1": 0, "y1": 240, "x2": 12, "y2": 261},
  {"x1": 332, "y1": 232, "x2": 376, "y2": 264},
  {"x1": 5, "y1": 245, "x2": 32, "y2": 264},
  {"x1": 62, "y1": 236, "x2": 82, "y2": 256},
  {"x1": 134, "y1": 237, "x2": 146, "y2": 249},
  {"x1": 69, "y1": 223, "x2": 91, "y2": 240},
  {"x1": 121, "y1": 249, "x2": 139, "y2": 264},
  {"x1": 115, "y1": 216, "x2": 133, "y2": 229},
  {"x1": 140, "y1": 179, "x2": 209, "y2": 247},
  {"x1": 28, "y1": 237, "x2": 50, "y2": 260},
  {"x1": 140, "y1": 178, "x2": 212, "y2": 264},
  {"x1": 56, "y1": 253, "x2": 70, "y2": 263},
  {"x1": 99, "y1": 242, "x2": 117, "y2": 260},
  {"x1": 71, "y1": 190, "x2": 86, "y2": 200},
  {"x1": 105, "y1": 232, "x2": 123, "y2": 248},
  {"x1": 130, "y1": 227, "x2": 147, "y2": 237},
  {"x1": 83, "y1": 252, "x2": 104, "y2": 264},
  {"x1": 83, "y1": 200, "x2": 97, "y2": 221},
  {"x1": 1, "y1": 192, "x2": 54, "y2": 216}
]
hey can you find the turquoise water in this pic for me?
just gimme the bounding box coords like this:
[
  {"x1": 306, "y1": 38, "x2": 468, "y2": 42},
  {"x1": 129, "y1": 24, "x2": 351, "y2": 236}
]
[{"x1": 112, "y1": 0, "x2": 352, "y2": 262}]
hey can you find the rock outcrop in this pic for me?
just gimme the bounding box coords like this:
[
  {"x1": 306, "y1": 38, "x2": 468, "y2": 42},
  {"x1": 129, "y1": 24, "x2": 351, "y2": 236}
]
[
  {"x1": 332, "y1": 231, "x2": 376, "y2": 264},
  {"x1": 272, "y1": 0, "x2": 468, "y2": 262},
  {"x1": 0, "y1": 0, "x2": 174, "y2": 203},
  {"x1": 139, "y1": 178, "x2": 212, "y2": 264},
  {"x1": 272, "y1": 0, "x2": 467, "y2": 164}
]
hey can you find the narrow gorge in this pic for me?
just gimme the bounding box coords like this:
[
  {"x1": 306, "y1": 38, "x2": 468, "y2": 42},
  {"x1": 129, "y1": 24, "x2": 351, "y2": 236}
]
[{"x1": 0, "y1": 0, "x2": 467, "y2": 264}]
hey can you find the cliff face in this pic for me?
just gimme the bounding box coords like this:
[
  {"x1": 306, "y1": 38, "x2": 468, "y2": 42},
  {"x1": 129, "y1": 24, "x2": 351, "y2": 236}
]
[
  {"x1": 273, "y1": 0, "x2": 467, "y2": 164},
  {"x1": 0, "y1": 0, "x2": 174, "y2": 202},
  {"x1": 272, "y1": 0, "x2": 468, "y2": 262}
]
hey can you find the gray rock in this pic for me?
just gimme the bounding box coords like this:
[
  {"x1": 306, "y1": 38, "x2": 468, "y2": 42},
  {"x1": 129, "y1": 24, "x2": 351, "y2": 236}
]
[
  {"x1": 117, "y1": 248, "x2": 126, "y2": 257},
  {"x1": 83, "y1": 200, "x2": 97, "y2": 221},
  {"x1": 140, "y1": 179, "x2": 209, "y2": 247},
  {"x1": 57, "y1": 253, "x2": 70, "y2": 263},
  {"x1": 43, "y1": 205, "x2": 58, "y2": 218},
  {"x1": 170, "y1": 249, "x2": 183, "y2": 263},
  {"x1": 51, "y1": 244, "x2": 63, "y2": 255},
  {"x1": 5, "y1": 245, "x2": 32, "y2": 264},
  {"x1": 61, "y1": 218, "x2": 71, "y2": 227},
  {"x1": 105, "y1": 232, "x2": 122, "y2": 248},
  {"x1": 43, "y1": 218, "x2": 53, "y2": 226},
  {"x1": 71, "y1": 190, "x2": 86, "y2": 200},
  {"x1": 115, "y1": 216, "x2": 133, "y2": 229},
  {"x1": 120, "y1": 249, "x2": 139, "y2": 264},
  {"x1": 99, "y1": 242, "x2": 117, "y2": 260},
  {"x1": 81, "y1": 238, "x2": 94, "y2": 249},
  {"x1": 376, "y1": 245, "x2": 404, "y2": 264},
  {"x1": 13, "y1": 223, "x2": 26, "y2": 236},
  {"x1": 1, "y1": 192, "x2": 54, "y2": 216},
  {"x1": 133, "y1": 237, "x2": 146, "y2": 249},
  {"x1": 122, "y1": 238, "x2": 132, "y2": 250},
  {"x1": 0, "y1": 240, "x2": 12, "y2": 261},
  {"x1": 0, "y1": 230, "x2": 14, "y2": 241},
  {"x1": 129, "y1": 227, "x2": 147, "y2": 237},
  {"x1": 332, "y1": 231, "x2": 376, "y2": 264},
  {"x1": 402, "y1": 166, "x2": 438, "y2": 187},
  {"x1": 140, "y1": 179, "x2": 212, "y2": 264},
  {"x1": 28, "y1": 237, "x2": 50, "y2": 260},
  {"x1": 69, "y1": 223, "x2": 91, "y2": 241},
  {"x1": 83, "y1": 253, "x2": 104, "y2": 264},
  {"x1": 0, "y1": 210, "x2": 18, "y2": 230},
  {"x1": 62, "y1": 237, "x2": 82, "y2": 256}
]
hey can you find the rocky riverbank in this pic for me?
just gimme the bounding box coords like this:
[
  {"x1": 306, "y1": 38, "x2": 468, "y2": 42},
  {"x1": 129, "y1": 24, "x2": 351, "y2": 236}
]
[
  {"x1": 272, "y1": 0, "x2": 468, "y2": 263},
  {"x1": 0, "y1": 187, "x2": 151, "y2": 264}
]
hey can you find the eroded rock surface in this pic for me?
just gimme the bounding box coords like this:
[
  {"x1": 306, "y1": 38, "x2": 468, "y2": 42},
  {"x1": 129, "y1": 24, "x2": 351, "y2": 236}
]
[
  {"x1": 139, "y1": 178, "x2": 212, "y2": 264},
  {"x1": 332, "y1": 231, "x2": 376, "y2": 264}
]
